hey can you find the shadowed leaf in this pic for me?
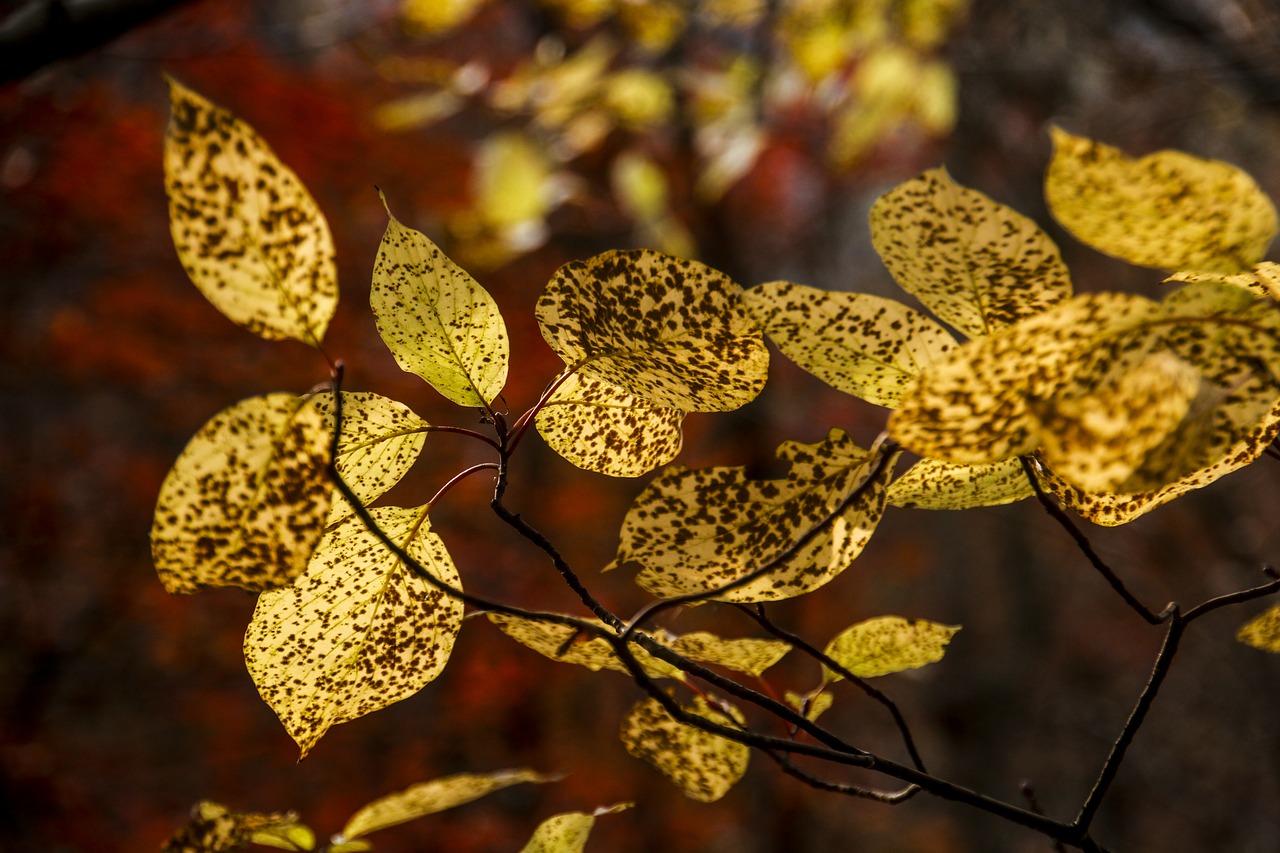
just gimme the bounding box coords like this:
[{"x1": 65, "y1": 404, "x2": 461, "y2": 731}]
[
  {"x1": 487, "y1": 614, "x2": 684, "y2": 680},
  {"x1": 620, "y1": 696, "x2": 748, "y2": 802},
  {"x1": 888, "y1": 457, "x2": 1033, "y2": 509},
  {"x1": 667, "y1": 632, "x2": 790, "y2": 677},
  {"x1": 162, "y1": 802, "x2": 308, "y2": 853},
  {"x1": 784, "y1": 689, "x2": 834, "y2": 722},
  {"x1": 517, "y1": 804, "x2": 632, "y2": 853},
  {"x1": 822, "y1": 616, "x2": 959, "y2": 682},
  {"x1": 1238, "y1": 604, "x2": 1280, "y2": 653}
]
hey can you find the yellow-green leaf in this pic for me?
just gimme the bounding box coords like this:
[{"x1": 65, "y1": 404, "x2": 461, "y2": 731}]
[
  {"x1": 784, "y1": 689, "x2": 834, "y2": 722},
  {"x1": 536, "y1": 249, "x2": 769, "y2": 412},
  {"x1": 371, "y1": 197, "x2": 509, "y2": 407},
  {"x1": 534, "y1": 372, "x2": 684, "y2": 477},
  {"x1": 152, "y1": 394, "x2": 332, "y2": 594},
  {"x1": 341, "y1": 769, "x2": 557, "y2": 841},
  {"x1": 887, "y1": 457, "x2": 1033, "y2": 510},
  {"x1": 250, "y1": 822, "x2": 315, "y2": 851},
  {"x1": 614, "y1": 430, "x2": 897, "y2": 602},
  {"x1": 162, "y1": 802, "x2": 304, "y2": 853},
  {"x1": 822, "y1": 616, "x2": 959, "y2": 683},
  {"x1": 1166, "y1": 262, "x2": 1280, "y2": 304},
  {"x1": 518, "y1": 804, "x2": 631, "y2": 853},
  {"x1": 1045, "y1": 127, "x2": 1278, "y2": 273},
  {"x1": 1238, "y1": 604, "x2": 1280, "y2": 653},
  {"x1": 245, "y1": 506, "x2": 463, "y2": 758},
  {"x1": 619, "y1": 696, "x2": 749, "y2": 802},
  {"x1": 667, "y1": 633, "x2": 791, "y2": 677},
  {"x1": 744, "y1": 282, "x2": 956, "y2": 407},
  {"x1": 487, "y1": 614, "x2": 685, "y2": 680},
  {"x1": 870, "y1": 167, "x2": 1072, "y2": 338},
  {"x1": 164, "y1": 78, "x2": 337, "y2": 346}
]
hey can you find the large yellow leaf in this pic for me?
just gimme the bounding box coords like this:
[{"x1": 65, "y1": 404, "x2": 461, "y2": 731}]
[
  {"x1": 821, "y1": 616, "x2": 959, "y2": 683},
  {"x1": 870, "y1": 167, "x2": 1072, "y2": 338},
  {"x1": 1166, "y1": 262, "x2": 1280, "y2": 303},
  {"x1": 245, "y1": 506, "x2": 463, "y2": 758},
  {"x1": 164, "y1": 79, "x2": 336, "y2": 346},
  {"x1": 613, "y1": 430, "x2": 897, "y2": 602},
  {"x1": 371, "y1": 198, "x2": 509, "y2": 407},
  {"x1": 487, "y1": 613, "x2": 684, "y2": 680},
  {"x1": 308, "y1": 392, "x2": 430, "y2": 526},
  {"x1": 1238, "y1": 605, "x2": 1280, "y2": 654},
  {"x1": 152, "y1": 394, "x2": 332, "y2": 594},
  {"x1": 619, "y1": 696, "x2": 749, "y2": 802},
  {"x1": 340, "y1": 769, "x2": 556, "y2": 841},
  {"x1": 534, "y1": 372, "x2": 684, "y2": 477},
  {"x1": 1045, "y1": 127, "x2": 1278, "y2": 273},
  {"x1": 887, "y1": 457, "x2": 1033, "y2": 510},
  {"x1": 517, "y1": 804, "x2": 632, "y2": 853},
  {"x1": 536, "y1": 249, "x2": 769, "y2": 412},
  {"x1": 162, "y1": 802, "x2": 308, "y2": 853},
  {"x1": 743, "y1": 282, "x2": 956, "y2": 407},
  {"x1": 667, "y1": 633, "x2": 791, "y2": 677}
]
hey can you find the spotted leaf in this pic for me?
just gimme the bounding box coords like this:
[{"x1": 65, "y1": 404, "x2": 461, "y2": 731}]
[
  {"x1": 536, "y1": 249, "x2": 768, "y2": 412},
  {"x1": 667, "y1": 633, "x2": 791, "y2": 677},
  {"x1": 1045, "y1": 127, "x2": 1277, "y2": 273},
  {"x1": 534, "y1": 372, "x2": 684, "y2": 477},
  {"x1": 245, "y1": 505, "x2": 463, "y2": 758},
  {"x1": 821, "y1": 616, "x2": 959, "y2": 683},
  {"x1": 164, "y1": 79, "x2": 336, "y2": 346},
  {"x1": 743, "y1": 282, "x2": 956, "y2": 407},
  {"x1": 1166, "y1": 262, "x2": 1280, "y2": 304},
  {"x1": 784, "y1": 689, "x2": 834, "y2": 722},
  {"x1": 162, "y1": 802, "x2": 307, "y2": 853},
  {"x1": 1238, "y1": 605, "x2": 1280, "y2": 654},
  {"x1": 619, "y1": 696, "x2": 749, "y2": 802},
  {"x1": 517, "y1": 804, "x2": 632, "y2": 853},
  {"x1": 371, "y1": 196, "x2": 509, "y2": 407},
  {"x1": 152, "y1": 394, "x2": 331, "y2": 594},
  {"x1": 487, "y1": 614, "x2": 684, "y2": 680},
  {"x1": 870, "y1": 167, "x2": 1072, "y2": 338},
  {"x1": 613, "y1": 430, "x2": 897, "y2": 602},
  {"x1": 887, "y1": 457, "x2": 1033, "y2": 510}
]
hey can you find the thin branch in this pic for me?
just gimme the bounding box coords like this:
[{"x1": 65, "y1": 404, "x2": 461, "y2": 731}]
[
  {"x1": 1021, "y1": 781, "x2": 1067, "y2": 853},
  {"x1": 764, "y1": 750, "x2": 919, "y2": 803},
  {"x1": 1183, "y1": 570, "x2": 1280, "y2": 622},
  {"x1": 427, "y1": 462, "x2": 500, "y2": 508}
]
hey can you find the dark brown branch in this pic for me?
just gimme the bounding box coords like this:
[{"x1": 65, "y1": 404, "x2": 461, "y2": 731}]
[{"x1": 764, "y1": 750, "x2": 919, "y2": 803}]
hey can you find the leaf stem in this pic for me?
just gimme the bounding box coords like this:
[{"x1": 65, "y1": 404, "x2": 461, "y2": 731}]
[{"x1": 427, "y1": 462, "x2": 501, "y2": 508}]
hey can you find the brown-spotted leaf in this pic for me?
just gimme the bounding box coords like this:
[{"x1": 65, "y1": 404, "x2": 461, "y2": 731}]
[
  {"x1": 162, "y1": 802, "x2": 307, "y2": 853},
  {"x1": 534, "y1": 372, "x2": 684, "y2": 477},
  {"x1": 1238, "y1": 604, "x2": 1280, "y2": 653},
  {"x1": 614, "y1": 430, "x2": 897, "y2": 602},
  {"x1": 1045, "y1": 127, "x2": 1278, "y2": 273},
  {"x1": 165, "y1": 78, "x2": 336, "y2": 346},
  {"x1": 870, "y1": 167, "x2": 1072, "y2": 338},
  {"x1": 1166, "y1": 262, "x2": 1280, "y2": 304},
  {"x1": 245, "y1": 505, "x2": 463, "y2": 758},
  {"x1": 784, "y1": 689, "x2": 834, "y2": 722},
  {"x1": 887, "y1": 457, "x2": 1033, "y2": 510},
  {"x1": 152, "y1": 394, "x2": 332, "y2": 594},
  {"x1": 821, "y1": 616, "x2": 959, "y2": 683},
  {"x1": 517, "y1": 804, "x2": 632, "y2": 853},
  {"x1": 743, "y1": 282, "x2": 956, "y2": 407},
  {"x1": 371, "y1": 196, "x2": 509, "y2": 407},
  {"x1": 620, "y1": 696, "x2": 748, "y2": 802},
  {"x1": 536, "y1": 249, "x2": 768, "y2": 412},
  {"x1": 487, "y1": 613, "x2": 684, "y2": 680},
  {"x1": 668, "y1": 633, "x2": 791, "y2": 677}
]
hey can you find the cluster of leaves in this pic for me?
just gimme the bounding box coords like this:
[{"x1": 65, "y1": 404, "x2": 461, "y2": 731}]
[
  {"x1": 153, "y1": 77, "x2": 1280, "y2": 849},
  {"x1": 374, "y1": 0, "x2": 965, "y2": 266}
]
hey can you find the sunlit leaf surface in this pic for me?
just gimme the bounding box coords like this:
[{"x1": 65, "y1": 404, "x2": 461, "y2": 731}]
[
  {"x1": 887, "y1": 457, "x2": 1033, "y2": 509},
  {"x1": 162, "y1": 801, "x2": 307, "y2": 853},
  {"x1": 668, "y1": 632, "x2": 790, "y2": 677},
  {"x1": 245, "y1": 506, "x2": 463, "y2": 758},
  {"x1": 164, "y1": 78, "x2": 337, "y2": 346},
  {"x1": 152, "y1": 394, "x2": 331, "y2": 594},
  {"x1": 487, "y1": 614, "x2": 684, "y2": 680},
  {"x1": 1046, "y1": 127, "x2": 1277, "y2": 273},
  {"x1": 1238, "y1": 604, "x2": 1280, "y2": 653},
  {"x1": 822, "y1": 616, "x2": 959, "y2": 682},
  {"x1": 517, "y1": 804, "x2": 631, "y2": 853},
  {"x1": 619, "y1": 696, "x2": 748, "y2": 802},
  {"x1": 784, "y1": 689, "x2": 834, "y2": 722}
]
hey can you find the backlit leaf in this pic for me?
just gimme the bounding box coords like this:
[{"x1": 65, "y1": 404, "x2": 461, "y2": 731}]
[
  {"x1": 667, "y1": 633, "x2": 791, "y2": 677},
  {"x1": 620, "y1": 696, "x2": 749, "y2": 802},
  {"x1": 152, "y1": 394, "x2": 331, "y2": 594},
  {"x1": 162, "y1": 802, "x2": 305, "y2": 853},
  {"x1": 1045, "y1": 127, "x2": 1278, "y2": 273},
  {"x1": 487, "y1": 613, "x2": 684, "y2": 680},
  {"x1": 784, "y1": 689, "x2": 834, "y2": 722},
  {"x1": 371, "y1": 196, "x2": 509, "y2": 407},
  {"x1": 401, "y1": 0, "x2": 490, "y2": 34},
  {"x1": 245, "y1": 506, "x2": 463, "y2": 758},
  {"x1": 518, "y1": 804, "x2": 632, "y2": 853},
  {"x1": 341, "y1": 769, "x2": 557, "y2": 840},
  {"x1": 744, "y1": 282, "x2": 956, "y2": 407},
  {"x1": 1165, "y1": 262, "x2": 1280, "y2": 304},
  {"x1": 822, "y1": 616, "x2": 959, "y2": 682},
  {"x1": 1237, "y1": 605, "x2": 1280, "y2": 653},
  {"x1": 164, "y1": 78, "x2": 337, "y2": 346},
  {"x1": 536, "y1": 249, "x2": 769, "y2": 412},
  {"x1": 613, "y1": 430, "x2": 897, "y2": 602},
  {"x1": 534, "y1": 372, "x2": 684, "y2": 477},
  {"x1": 870, "y1": 167, "x2": 1072, "y2": 338},
  {"x1": 887, "y1": 457, "x2": 1033, "y2": 510},
  {"x1": 251, "y1": 822, "x2": 316, "y2": 851}
]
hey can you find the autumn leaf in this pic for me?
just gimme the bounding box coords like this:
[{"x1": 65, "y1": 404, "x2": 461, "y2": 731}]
[
  {"x1": 1237, "y1": 604, "x2": 1280, "y2": 654},
  {"x1": 822, "y1": 616, "x2": 959, "y2": 683},
  {"x1": 518, "y1": 804, "x2": 632, "y2": 853},
  {"x1": 487, "y1": 613, "x2": 685, "y2": 680},
  {"x1": 619, "y1": 696, "x2": 749, "y2": 802},
  {"x1": 1045, "y1": 127, "x2": 1278, "y2": 273},
  {"x1": 536, "y1": 249, "x2": 769, "y2": 412},
  {"x1": 667, "y1": 632, "x2": 790, "y2": 677},
  {"x1": 152, "y1": 394, "x2": 332, "y2": 594},
  {"x1": 164, "y1": 78, "x2": 337, "y2": 346},
  {"x1": 784, "y1": 689, "x2": 834, "y2": 722},
  {"x1": 371, "y1": 194, "x2": 509, "y2": 407},
  {"x1": 887, "y1": 457, "x2": 1033, "y2": 510},
  {"x1": 162, "y1": 802, "x2": 309, "y2": 853},
  {"x1": 245, "y1": 506, "x2": 463, "y2": 758}
]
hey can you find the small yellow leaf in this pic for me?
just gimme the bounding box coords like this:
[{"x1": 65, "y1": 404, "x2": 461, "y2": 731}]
[
  {"x1": 473, "y1": 132, "x2": 558, "y2": 232},
  {"x1": 887, "y1": 457, "x2": 1033, "y2": 510},
  {"x1": 245, "y1": 506, "x2": 463, "y2": 758},
  {"x1": 152, "y1": 394, "x2": 332, "y2": 594},
  {"x1": 401, "y1": 0, "x2": 490, "y2": 34},
  {"x1": 822, "y1": 616, "x2": 959, "y2": 682},
  {"x1": 784, "y1": 689, "x2": 834, "y2": 722},
  {"x1": 371, "y1": 196, "x2": 509, "y2": 407},
  {"x1": 870, "y1": 167, "x2": 1073, "y2": 338},
  {"x1": 162, "y1": 802, "x2": 304, "y2": 853},
  {"x1": 517, "y1": 804, "x2": 632, "y2": 853},
  {"x1": 1238, "y1": 605, "x2": 1280, "y2": 653},
  {"x1": 668, "y1": 633, "x2": 791, "y2": 677},
  {"x1": 536, "y1": 249, "x2": 769, "y2": 412},
  {"x1": 164, "y1": 79, "x2": 337, "y2": 346},
  {"x1": 1045, "y1": 127, "x2": 1278, "y2": 273},
  {"x1": 341, "y1": 769, "x2": 558, "y2": 840},
  {"x1": 620, "y1": 696, "x2": 749, "y2": 802},
  {"x1": 1165, "y1": 262, "x2": 1280, "y2": 304},
  {"x1": 251, "y1": 822, "x2": 316, "y2": 851},
  {"x1": 487, "y1": 613, "x2": 684, "y2": 680},
  {"x1": 743, "y1": 282, "x2": 956, "y2": 407}
]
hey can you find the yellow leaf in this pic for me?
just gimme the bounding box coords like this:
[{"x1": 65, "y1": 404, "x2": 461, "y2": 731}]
[
  {"x1": 784, "y1": 689, "x2": 834, "y2": 722},
  {"x1": 744, "y1": 282, "x2": 957, "y2": 407},
  {"x1": 616, "y1": 0, "x2": 686, "y2": 52},
  {"x1": 401, "y1": 0, "x2": 490, "y2": 35},
  {"x1": 474, "y1": 132, "x2": 557, "y2": 231},
  {"x1": 517, "y1": 804, "x2": 632, "y2": 853},
  {"x1": 1238, "y1": 604, "x2": 1280, "y2": 653},
  {"x1": 534, "y1": 372, "x2": 684, "y2": 477},
  {"x1": 600, "y1": 69, "x2": 674, "y2": 129},
  {"x1": 620, "y1": 696, "x2": 749, "y2": 802},
  {"x1": 162, "y1": 802, "x2": 305, "y2": 853},
  {"x1": 614, "y1": 430, "x2": 898, "y2": 602},
  {"x1": 887, "y1": 457, "x2": 1033, "y2": 510},
  {"x1": 245, "y1": 506, "x2": 464, "y2": 758},
  {"x1": 251, "y1": 822, "x2": 316, "y2": 851},
  {"x1": 164, "y1": 78, "x2": 337, "y2": 346},
  {"x1": 371, "y1": 195, "x2": 509, "y2": 407},
  {"x1": 667, "y1": 633, "x2": 791, "y2": 677},
  {"x1": 536, "y1": 249, "x2": 769, "y2": 412},
  {"x1": 822, "y1": 616, "x2": 959, "y2": 682},
  {"x1": 341, "y1": 769, "x2": 558, "y2": 840},
  {"x1": 487, "y1": 613, "x2": 685, "y2": 680},
  {"x1": 1045, "y1": 127, "x2": 1278, "y2": 273},
  {"x1": 152, "y1": 394, "x2": 331, "y2": 594},
  {"x1": 373, "y1": 89, "x2": 465, "y2": 132},
  {"x1": 870, "y1": 167, "x2": 1073, "y2": 338},
  {"x1": 1166, "y1": 262, "x2": 1280, "y2": 304}
]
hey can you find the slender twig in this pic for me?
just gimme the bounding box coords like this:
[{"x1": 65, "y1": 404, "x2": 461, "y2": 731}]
[
  {"x1": 764, "y1": 750, "x2": 919, "y2": 803},
  {"x1": 1022, "y1": 781, "x2": 1067, "y2": 853},
  {"x1": 1184, "y1": 570, "x2": 1280, "y2": 622},
  {"x1": 427, "y1": 462, "x2": 501, "y2": 508}
]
